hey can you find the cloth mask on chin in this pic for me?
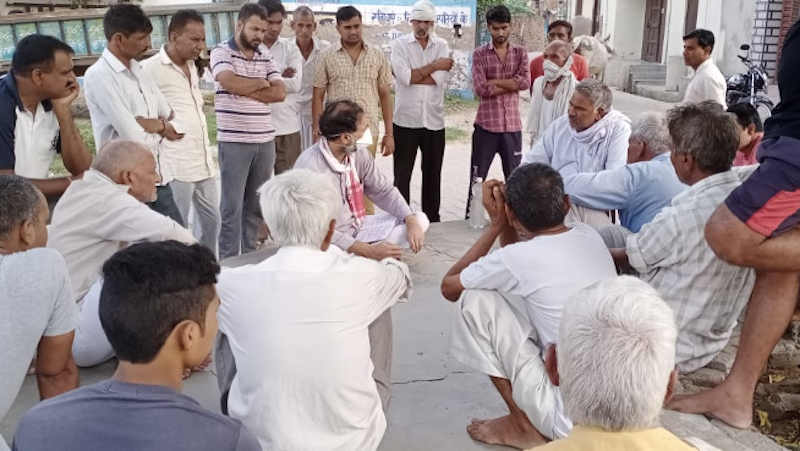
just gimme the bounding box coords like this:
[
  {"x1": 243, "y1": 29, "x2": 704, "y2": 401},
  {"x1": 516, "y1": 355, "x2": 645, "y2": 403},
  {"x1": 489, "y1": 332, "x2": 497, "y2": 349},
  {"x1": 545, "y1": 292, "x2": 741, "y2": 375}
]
[{"x1": 543, "y1": 56, "x2": 573, "y2": 82}]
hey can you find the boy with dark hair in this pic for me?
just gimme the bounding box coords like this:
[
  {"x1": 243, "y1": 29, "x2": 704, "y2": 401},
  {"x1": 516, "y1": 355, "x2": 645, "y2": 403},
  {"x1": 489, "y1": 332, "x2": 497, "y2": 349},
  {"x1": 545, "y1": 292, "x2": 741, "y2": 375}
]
[
  {"x1": 84, "y1": 3, "x2": 185, "y2": 225},
  {"x1": 0, "y1": 34, "x2": 91, "y2": 197},
  {"x1": 466, "y1": 4, "x2": 530, "y2": 217},
  {"x1": 442, "y1": 163, "x2": 616, "y2": 448},
  {"x1": 12, "y1": 241, "x2": 261, "y2": 451},
  {"x1": 727, "y1": 102, "x2": 764, "y2": 166}
]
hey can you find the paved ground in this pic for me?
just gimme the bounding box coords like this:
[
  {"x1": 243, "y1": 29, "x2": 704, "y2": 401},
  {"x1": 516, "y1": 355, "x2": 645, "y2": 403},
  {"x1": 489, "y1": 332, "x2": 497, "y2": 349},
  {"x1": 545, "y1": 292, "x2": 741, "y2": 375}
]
[{"x1": 375, "y1": 89, "x2": 675, "y2": 222}]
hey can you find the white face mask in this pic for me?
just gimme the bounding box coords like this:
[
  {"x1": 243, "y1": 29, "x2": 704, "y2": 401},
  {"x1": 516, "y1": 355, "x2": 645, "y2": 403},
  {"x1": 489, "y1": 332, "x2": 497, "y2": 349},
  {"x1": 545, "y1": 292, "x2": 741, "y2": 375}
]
[{"x1": 543, "y1": 59, "x2": 565, "y2": 81}]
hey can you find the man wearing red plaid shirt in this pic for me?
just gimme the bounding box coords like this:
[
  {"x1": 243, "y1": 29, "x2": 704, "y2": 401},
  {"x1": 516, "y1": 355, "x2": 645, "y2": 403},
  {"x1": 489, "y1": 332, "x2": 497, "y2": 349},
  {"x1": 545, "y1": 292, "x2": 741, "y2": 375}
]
[{"x1": 466, "y1": 5, "x2": 530, "y2": 218}]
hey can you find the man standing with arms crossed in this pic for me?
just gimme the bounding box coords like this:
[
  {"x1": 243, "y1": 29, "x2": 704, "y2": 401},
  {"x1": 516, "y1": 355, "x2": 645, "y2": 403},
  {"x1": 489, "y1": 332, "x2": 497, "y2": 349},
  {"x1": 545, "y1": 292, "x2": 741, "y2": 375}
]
[
  {"x1": 212, "y1": 3, "x2": 286, "y2": 259},
  {"x1": 313, "y1": 5, "x2": 394, "y2": 214},
  {"x1": 391, "y1": 0, "x2": 452, "y2": 223},
  {"x1": 143, "y1": 10, "x2": 220, "y2": 255},
  {"x1": 292, "y1": 6, "x2": 330, "y2": 152}
]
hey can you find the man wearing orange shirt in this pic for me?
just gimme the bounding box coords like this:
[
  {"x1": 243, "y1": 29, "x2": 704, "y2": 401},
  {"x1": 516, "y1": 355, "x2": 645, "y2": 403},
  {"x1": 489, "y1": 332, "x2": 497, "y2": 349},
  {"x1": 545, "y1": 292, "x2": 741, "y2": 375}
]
[{"x1": 530, "y1": 20, "x2": 589, "y2": 85}]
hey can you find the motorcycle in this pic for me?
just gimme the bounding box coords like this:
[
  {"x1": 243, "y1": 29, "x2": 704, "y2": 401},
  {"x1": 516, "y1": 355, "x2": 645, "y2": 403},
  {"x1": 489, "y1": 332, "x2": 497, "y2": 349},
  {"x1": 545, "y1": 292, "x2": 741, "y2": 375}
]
[{"x1": 726, "y1": 44, "x2": 774, "y2": 120}]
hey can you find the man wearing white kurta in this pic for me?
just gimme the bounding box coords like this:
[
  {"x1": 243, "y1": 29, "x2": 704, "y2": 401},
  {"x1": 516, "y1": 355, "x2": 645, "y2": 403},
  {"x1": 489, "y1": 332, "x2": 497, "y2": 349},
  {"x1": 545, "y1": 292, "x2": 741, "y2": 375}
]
[
  {"x1": 47, "y1": 140, "x2": 195, "y2": 367},
  {"x1": 523, "y1": 79, "x2": 631, "y2": 226},
  {"x1": 217, "y1": 169, "x2": 411, "y2": 451},
  {"x1": 682, "y1": 29, "x2": 727, "y2": 106},
  {"x1": 391, "y1": 0, "x2": 452, "y2": 223},
  {"x1": 525, "y1": 40, "x2": 576, "y2": 143},
  {"x1": 291, "y1": 6, "x2": 331, "y2": 152},
  {"x1": 441, "y1": 163, "x2": 616, "y2": 449}
]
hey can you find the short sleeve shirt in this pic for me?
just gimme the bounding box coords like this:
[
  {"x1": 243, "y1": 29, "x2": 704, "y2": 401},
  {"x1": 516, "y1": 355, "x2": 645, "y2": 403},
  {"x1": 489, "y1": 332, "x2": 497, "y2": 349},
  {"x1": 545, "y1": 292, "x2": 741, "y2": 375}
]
[
  {"x1": 0, "y1": 248, "x2": 76, "y2": 426},
  {"x1": 0, "y1": 73, "x2": 61, "y2": 178},
  {"x1": 313, "y1": 42, "x2": 392, "y2": 136},
  {"x1": 211, "y1": 39, "x2": 282, "y2": 144}
]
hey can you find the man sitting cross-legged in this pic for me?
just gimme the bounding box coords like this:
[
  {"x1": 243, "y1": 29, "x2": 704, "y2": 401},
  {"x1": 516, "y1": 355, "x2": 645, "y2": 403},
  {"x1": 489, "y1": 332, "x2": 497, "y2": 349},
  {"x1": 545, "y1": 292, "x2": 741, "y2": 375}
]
[
  {"x1": 47, "y1": 139, "x2": 196, "y2": 367},
  {"x1": 441, "y1": 163, "x2": 616, "y2": 448},
  {"x1": 216, "y1": 169, "x2": 411, "y2": 450},
  {"x1": 0, "y1": 176, "x2": 78, "y2": 451},
  {"x1": 611, "y1": 102, "x2": 756, "y2": 373},
  {"x1": 522, "y1": 79, "x2": 631, "y2": 227},
  {"x1": 12, "y1": 241, "x2": 261, "y2": 451},
  {"x1": 537, "y1": 276, "x2": 696, "y2": 450}
]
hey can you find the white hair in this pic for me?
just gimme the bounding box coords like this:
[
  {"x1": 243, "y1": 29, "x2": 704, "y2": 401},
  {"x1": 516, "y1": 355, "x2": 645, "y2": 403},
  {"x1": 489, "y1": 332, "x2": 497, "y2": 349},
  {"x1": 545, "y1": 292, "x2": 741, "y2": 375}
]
[
  {"x1": 557, "y1": 276, "x2": 677, "y2": 431},
  {"x1": 630, "y1": 112, "x2": 671, "y2": 155},
  {"x1": 258, "y1": 169, "x2": 341, "y2": 247},
  {"x1": 91, "y1": 139, "x2": 152, "y2": 180},
  {"x1": 574, "y1": 78, "x2": 613, "y2": 111}
]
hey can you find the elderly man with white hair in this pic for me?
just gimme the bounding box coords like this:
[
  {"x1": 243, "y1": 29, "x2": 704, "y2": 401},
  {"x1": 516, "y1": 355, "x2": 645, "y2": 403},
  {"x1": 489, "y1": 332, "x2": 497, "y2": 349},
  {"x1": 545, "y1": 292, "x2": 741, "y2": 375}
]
[
  {"x1": 537, "y1": 276, "x2": 696, "y2": 450},
  {"x1": 525, "y1": 40, "x2": 576, "y2": 143},
  {"x1": 560, "y1": 112, "x2": 686, "y2": 247},
  {"x1": 522, "y1": 79, "x2": 631, "y2": 226},
  {"x1": 391, "y1": 0, "x2": 453, "y2": 223},
  {"x1": 48, "y1": 139, "x2": 196, "y2": 367},
  {"x1": 216, "y1": 168, "x2": 411, "y2": 451}
]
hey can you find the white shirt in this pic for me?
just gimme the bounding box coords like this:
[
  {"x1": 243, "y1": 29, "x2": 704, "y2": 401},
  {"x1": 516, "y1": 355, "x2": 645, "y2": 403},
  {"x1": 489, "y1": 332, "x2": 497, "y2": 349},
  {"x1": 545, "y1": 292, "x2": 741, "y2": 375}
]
[
  {"x1": 141, "y1": 47, "x2": 216, "y2": 183},
  {"x1": 13, "y1": 104, "x2": 60, "y2": 178},
  {"x1": 523, "y1": 110, "x2": 631, "y2": 174},
  {"x1": 217, "y1": 245, "x2": 411, "y2": 451},
  {"x1": 391, "y1": 33, "x2": 450, "y2": 131},
  {"x1": 265, "y1": 37, "x2": 303, "y2": 136},
  {"x1": 683, "y1": 58, "x2": 727, "y2": 106},
  {"x1": 537, "y1": 97, "x2": 555, "y2": 138},
  {"x1": 47, "y1": 169, "x2": 196, "y2": 302},
  {"x1": 83, "y1": 49, "x2": 173, "y2": 180},
  {"x1": 295, "y1": 37, "x2": 331, "y2": 118}
]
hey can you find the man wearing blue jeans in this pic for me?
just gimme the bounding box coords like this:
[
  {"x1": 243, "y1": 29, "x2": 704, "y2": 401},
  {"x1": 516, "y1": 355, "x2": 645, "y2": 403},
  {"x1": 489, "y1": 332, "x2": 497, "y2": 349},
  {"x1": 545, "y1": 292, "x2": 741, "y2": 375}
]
[{"x1": 211, "y1": 3, "x2": 286, "y2": 258}]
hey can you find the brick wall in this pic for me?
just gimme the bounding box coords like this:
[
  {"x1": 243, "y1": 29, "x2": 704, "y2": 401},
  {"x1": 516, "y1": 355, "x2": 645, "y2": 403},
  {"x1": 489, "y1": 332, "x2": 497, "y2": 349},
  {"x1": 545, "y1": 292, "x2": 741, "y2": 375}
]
[
  {"x1": 752, "y1": 0, "x2": 783, "y2": 77},
  {"x1": 778, "y1": 0, "x2": 800, "y2": 63}
]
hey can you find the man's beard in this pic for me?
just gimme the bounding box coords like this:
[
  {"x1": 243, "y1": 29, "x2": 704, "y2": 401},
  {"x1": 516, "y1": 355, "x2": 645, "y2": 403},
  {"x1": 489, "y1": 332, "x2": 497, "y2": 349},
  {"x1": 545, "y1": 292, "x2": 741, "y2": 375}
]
[{"x1": 239, "y1": 30, "x2": 260, "y2": 51}]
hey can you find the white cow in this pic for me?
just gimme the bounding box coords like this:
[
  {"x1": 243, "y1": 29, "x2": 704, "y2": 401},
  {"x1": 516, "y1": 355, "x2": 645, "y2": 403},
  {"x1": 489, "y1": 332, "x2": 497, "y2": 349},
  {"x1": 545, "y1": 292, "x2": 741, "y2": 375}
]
[{"x1": 573, "y1": 34, "x2": 615, "y2": 82}]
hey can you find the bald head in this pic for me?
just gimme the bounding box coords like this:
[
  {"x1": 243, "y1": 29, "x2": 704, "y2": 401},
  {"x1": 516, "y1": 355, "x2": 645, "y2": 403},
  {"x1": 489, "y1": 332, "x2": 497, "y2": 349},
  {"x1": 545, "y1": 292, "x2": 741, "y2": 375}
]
[
  {"x1": 92, "y1": 140, "x2": 153, "y2": 181},
  {"x1": 544, "y1": 40, "x2": 571, "y2": 67}
]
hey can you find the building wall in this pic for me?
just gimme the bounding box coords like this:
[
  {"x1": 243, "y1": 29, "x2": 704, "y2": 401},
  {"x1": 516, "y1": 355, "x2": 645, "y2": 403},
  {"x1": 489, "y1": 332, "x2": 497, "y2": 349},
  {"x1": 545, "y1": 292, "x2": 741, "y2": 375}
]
[{"x1": 605, "y1": 0, "x2": 645, "y2": 59}]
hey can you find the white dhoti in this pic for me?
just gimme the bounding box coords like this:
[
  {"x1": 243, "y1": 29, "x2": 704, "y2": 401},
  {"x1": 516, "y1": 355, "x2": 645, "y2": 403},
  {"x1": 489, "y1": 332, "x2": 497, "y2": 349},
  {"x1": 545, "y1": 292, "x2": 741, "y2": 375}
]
[
  {"x1": 564, "y1": 205, "x2": 612, "y2": 228},
  {"x1": 356, "y1": 212, "x2": 430, "y2": 247},
  {"x1": 72, "y1": 279, "x2": 115, "y2": 367},
  {"x1": 299, "y1": 113, "x2": 314, "y2": 154},
  {"x1": 450, "y1": 290, "x2": 570, "y2": 440}
]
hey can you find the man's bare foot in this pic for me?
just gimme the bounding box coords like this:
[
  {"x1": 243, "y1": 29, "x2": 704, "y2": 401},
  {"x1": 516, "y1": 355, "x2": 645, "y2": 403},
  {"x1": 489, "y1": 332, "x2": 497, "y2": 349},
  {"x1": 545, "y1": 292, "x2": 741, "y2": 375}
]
[
  {"x1": 466, "y1": 414, "x2": 547, "y2": 449},
  {"x1": 667, "y1": 382, "x2": 754, "y2": 429}
]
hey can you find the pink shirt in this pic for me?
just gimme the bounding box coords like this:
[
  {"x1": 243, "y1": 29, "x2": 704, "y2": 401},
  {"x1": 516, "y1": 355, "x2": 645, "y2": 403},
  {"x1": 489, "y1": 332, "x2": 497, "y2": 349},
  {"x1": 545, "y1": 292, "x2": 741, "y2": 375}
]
[
  {"x1": 472, "y1": 43, "x2": 530, "y2": 133},
  {"x1": 733, "y1": 133, "x2": 763, "y2": 166}
]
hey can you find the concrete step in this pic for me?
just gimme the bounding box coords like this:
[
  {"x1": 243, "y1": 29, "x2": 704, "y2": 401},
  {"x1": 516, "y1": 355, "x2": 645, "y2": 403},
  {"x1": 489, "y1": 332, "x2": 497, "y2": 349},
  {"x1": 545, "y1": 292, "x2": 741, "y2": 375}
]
[{"x1": 633, "y1": 82, "x2": 683, "y2": 103}]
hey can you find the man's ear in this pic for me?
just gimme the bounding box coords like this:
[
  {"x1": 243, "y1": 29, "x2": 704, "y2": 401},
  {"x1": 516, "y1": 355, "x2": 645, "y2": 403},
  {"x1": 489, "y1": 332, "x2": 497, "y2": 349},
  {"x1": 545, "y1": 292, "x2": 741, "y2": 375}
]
[
  {"x1": 544, "y1": 344, "x2": 560, "y2": 386},
  {"x1": 562, "y1": 194, "x2": 572, "y2": 216},
  {"x1": 321, "y1": 219, "x2": 336, "y2": 251},
  {"x1": 663, "y1": 367, "x2": 679, "y2": 405},
  {"x1": 175, "y1": 320, "x2": 200, "y2": 351},
  {"x1": 747, "y1": 124, "x2": 757, "y2": 135},
  {"x1": 18, "y1": 219, "x2": 37, "y2": 248}
]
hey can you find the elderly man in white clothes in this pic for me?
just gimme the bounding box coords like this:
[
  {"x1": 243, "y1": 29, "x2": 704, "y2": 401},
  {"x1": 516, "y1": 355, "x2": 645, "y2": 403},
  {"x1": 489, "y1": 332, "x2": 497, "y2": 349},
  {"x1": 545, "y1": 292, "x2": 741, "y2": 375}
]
[
  {"x1": 611, "y1": 102, "x2": 756, "y2": 373},
  {"x1": 525, "y1": 40, "x2": 576, "y2": 144},
  {"x1": 48, "y1": 140, "x2": 196, "y2": 367},
  {"x1": 537, "y1": 276, "x2": 698, "y2": 450},
  {"x1": 391, "y1": 0, "x2": 452, "y2": 223},
  {"x1": 217, "y1": 168, "x2": 411, "y2": 451},
  {"x1": 682, "y1": 29, "x2": 726, "y2": 106},
  {"x1": 291, "y1": 6, "x2": 330, "y2": 152},
  {"x1": 441, "y1": 163, "x2": 616, "y2": 449},
  {"x1": 142, "y1": 10, "x2": 220, "y2": 255},
  {"x1": 522, "y1": 79, "x2": 631, "y2": 226}
]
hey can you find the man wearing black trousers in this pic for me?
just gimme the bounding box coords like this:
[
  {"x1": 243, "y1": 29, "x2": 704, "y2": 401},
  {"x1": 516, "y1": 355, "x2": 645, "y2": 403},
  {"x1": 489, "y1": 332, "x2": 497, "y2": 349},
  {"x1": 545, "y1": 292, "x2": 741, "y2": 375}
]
[{"x1": 390, "y1": 0, "x2": 452, "y2": 222}]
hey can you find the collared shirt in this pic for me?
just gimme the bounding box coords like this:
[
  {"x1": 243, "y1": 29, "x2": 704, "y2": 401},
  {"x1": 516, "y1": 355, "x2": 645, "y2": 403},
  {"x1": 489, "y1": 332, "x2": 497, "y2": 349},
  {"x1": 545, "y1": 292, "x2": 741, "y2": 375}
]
[
  {"x1": 217, "y1": 245, "x2": 411, "y2": 451},
  {"x1": 47, "y1": 169, "x2": 196, "y2": 302},
  {"x1": 211, "y1": 38, "x2": 282, "y2": 144},
  {"x1": 295, "y1": 37, "x2": 330, "y2": 118},
  {"x1": 534, "y1": 426, "x2": 697, "y2": 451},
  {"x1": 733, "y1": 133, "x2": 763, "y2": 166},
  {"x1": 626, "y1": 169, "x2": 757, "y2": 372},
  {"x1": 523, "y1": 111, "x2": 631, "y2": 173},
  {"x1": 472, "y1": 42, "x2": 530, "y2": 133},
  {"x1": 563, "y1": 153, "x2": 687, "y2": 232},
  {"x1": 0, "y1": 73, "x2": 61, "y2": 178},
  {"x1": 391, "y1": 32, "x2": 450, "y2": 131},
  {"x1": 683, "y1": 58, "x2": 727, "y2": 106},
  {"x1": 141, "y1": 46, "x2": 216, "y2": 183},
  {"x1": 83, "y1": 49, "x2": 172, "y2": 179},
  {"x1": 313, "y1": 41, "x2": 392, "y2": 136},
  {"x1": 293, "y1": 141, "x2": 413, "y2": 251},
  {"x1": 264, "y1": 37, "x2": 303, "y2": 136}
]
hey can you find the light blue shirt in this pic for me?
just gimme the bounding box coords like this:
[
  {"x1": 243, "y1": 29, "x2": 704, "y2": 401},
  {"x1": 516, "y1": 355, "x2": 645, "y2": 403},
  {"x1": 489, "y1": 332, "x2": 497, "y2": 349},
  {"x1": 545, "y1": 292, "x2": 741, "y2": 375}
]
[{"x1": 562, "y1": 152, "x2": 687, "y2": 232}]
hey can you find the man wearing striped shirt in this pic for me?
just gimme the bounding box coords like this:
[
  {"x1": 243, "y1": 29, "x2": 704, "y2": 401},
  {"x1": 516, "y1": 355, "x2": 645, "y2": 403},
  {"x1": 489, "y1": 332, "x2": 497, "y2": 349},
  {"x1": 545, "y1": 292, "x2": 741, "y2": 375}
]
[{"x1": 211, "y1": 3, "x2": 286, "y2": 259}]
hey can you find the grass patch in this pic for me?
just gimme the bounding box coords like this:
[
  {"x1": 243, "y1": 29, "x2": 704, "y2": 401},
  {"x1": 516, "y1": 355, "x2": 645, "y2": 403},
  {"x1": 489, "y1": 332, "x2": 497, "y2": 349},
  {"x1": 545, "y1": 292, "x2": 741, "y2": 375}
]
[
  {"x1": 444, "y1": 93, "x2": 479, "y2": 113},
  {"x1": 445, "y1": 127, "x2": 470, "y2": 142}
]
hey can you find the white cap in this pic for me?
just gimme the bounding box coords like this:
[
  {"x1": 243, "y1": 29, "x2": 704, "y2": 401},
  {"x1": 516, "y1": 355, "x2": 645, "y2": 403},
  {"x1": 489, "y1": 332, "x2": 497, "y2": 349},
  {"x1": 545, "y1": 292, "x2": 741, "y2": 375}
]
[{"x1": 410, "y1": 0, "x2": 436, "y2": 22}]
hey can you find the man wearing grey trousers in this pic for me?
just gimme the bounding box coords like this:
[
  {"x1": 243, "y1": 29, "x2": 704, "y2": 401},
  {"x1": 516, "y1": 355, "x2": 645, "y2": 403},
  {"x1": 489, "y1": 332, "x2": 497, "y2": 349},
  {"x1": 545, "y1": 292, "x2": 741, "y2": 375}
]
[{"x1": 211, "y1": 3, "x2": 287, "y2": 258}]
